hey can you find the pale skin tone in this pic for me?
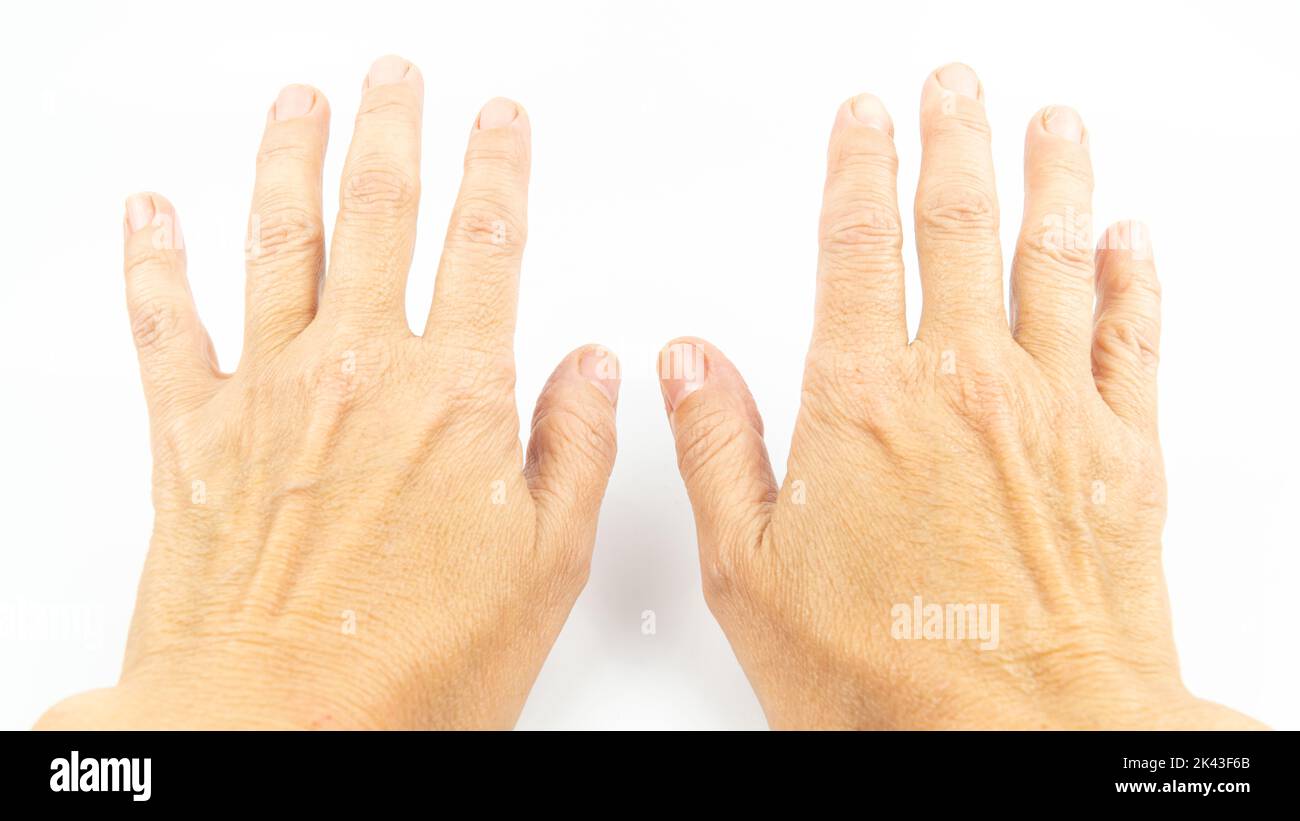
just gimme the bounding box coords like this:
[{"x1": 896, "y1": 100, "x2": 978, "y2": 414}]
[
  {"x1": 38, "y1": 59, "x2": 1258, "y2": 730},
  {"x1": 657, "y1": 63, "x2": 1263, "y2": 729}
]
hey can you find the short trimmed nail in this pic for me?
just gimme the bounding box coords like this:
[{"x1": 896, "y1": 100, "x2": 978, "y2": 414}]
[
  {"x1": 478, "y1": 97, "x2": 519, "y2": 130},
  {"x1": 124, "y1": 194, "x2": 155, "y2": 235},
  {"x1": 658, "y1": 342, "x2": 707, "y2": 411},
  {"x1": 1128, "y1": 221, "x2": 1152, "y2": 260},
  {"x1": 366, "y1": 55, "x2": 411, "y2": 87},
  {"x1": 1101, "y1": 220, "x2": 1152, "y2": 259},
  {"x1": 273, "y1": 85, "x2": 316, "y2": 120},
  {"x1": 578, "y1": 347, "x2": 621, "y2": 405},
  {"x1": 1043, "y1": 106, "x2": 1084, "y2": 142},
  {"x1": 936, "y1": 63, "x2": 980, "y2": 99},
  {"x1": 849, "y1": 94, "x2": 893, "y2": 134}
]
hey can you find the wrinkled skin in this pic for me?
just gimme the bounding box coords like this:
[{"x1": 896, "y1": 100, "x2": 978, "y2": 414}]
[
  {"x1": 657, "y1": 64, "x2": 1263, "y2": 729},
  {"x1": 37, "y1": 56, "x2": 621, "y2": 729},
  {"x1": 37, "y1": 57, "x2": 1260, "y2": 731}
]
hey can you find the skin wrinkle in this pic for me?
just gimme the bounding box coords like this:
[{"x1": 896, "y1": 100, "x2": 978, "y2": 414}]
[
  {"x1": 38, "y1": 58, "x2": 621, "y2": 730},
  {"x1": 41, "y1": 59, "x2": 1263, "y2": 731},
  {"x1": 657, "y1": 65, "x2": 1264, "y2": 729}
]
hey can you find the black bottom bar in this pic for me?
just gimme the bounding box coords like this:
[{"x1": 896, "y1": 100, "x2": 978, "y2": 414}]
[{"x1": 2, "y1": 730, "x2": 1290, "y2": 807}]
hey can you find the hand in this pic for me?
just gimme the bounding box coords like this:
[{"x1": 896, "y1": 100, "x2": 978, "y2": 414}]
[
  {"x1": 37, "y1": 56, "x2": 621, "y2": 729},
  {"x1": 657, "y1": 63, "x2": 1262, "y2": 729}
]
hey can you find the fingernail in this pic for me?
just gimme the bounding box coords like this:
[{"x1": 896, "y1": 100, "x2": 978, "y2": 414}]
[
  {"x1": 848, "y1": 94, "x2": 893, "y2": 134},
  {"x1": 658, "y1": 342, "x2": 707, "y2": 411},
  {"x1": 936, "y1": 63, "x2": 980, "y2": 99},
  {"x1": 1128, "y1": 221, "x2": 1152, "y2": 261},
  {"x1": 477, "y1": 97, "x2": 519, "y2": 130},
  {"x1": 1043, "y1": 105, "x2": 1084, "y2": 143},
  {"x1": 124, "y1": 193, "x2": 155, "y2": 235},
  {"x1": 124, "y1": 194, "x2": 183, "y2": 248},
  {"x1": 578, "y1": 347, "x2": 621, "y2": 405},
  {"x1": 1100, "y1": 220, "x2": 1152, "y2": 260},
  {"x1": 366, "y1": 55, "x2": 412, "y2": 88},
  {"x1": 273, "y1": 84, "x2": 316, "y2": 120},
  {"x1": 1101, "y1": 221, "x2": 1128, "y2": 251}
]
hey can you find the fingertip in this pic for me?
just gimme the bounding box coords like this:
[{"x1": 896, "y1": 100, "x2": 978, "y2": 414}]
[
  {"x1": 1097, "y1": 219, "x2": 1152, "y2": 254},
  {"x1": 124, "y1": 192, "x2": 156, "y2": 236},
  {"x1": 918, "y1": 63, "x2": 990, "y2": 146},
  {"x1": 835, "y1": 93, "x2": 894, "y2": 136},
  {"x1": 575, "y1": 344, "x2": 621, "y2": 406},
  {"x1": 476, "y1": 96, "x2": 528, "y2": 131},
  {"x1": 1092, "y1": 219, "x2": 1161, "y2": 428},
  {"x1": 1033, "y1": 105, "x2": 1086, "y2": 145},
  {"x1": 364, "y1": 54, "x2": 423, "y2": 94},
  {"x1": 1096, "y1": 220, "x2": 1155, "y2": 270},
  {"x1": 657, "y1": 338, "x2": 710, "y2": 412},
  {"x1": 124, "y1": 192, "x2": 183, "y2": 250},
  {"x1": 927, "y1": 62, "x2": 983, "y2": 104},
  {"x1": 268, "y1": 84, "x2": 320, "y2": 121},
  {"x1": 654, "y1": 337, "x2": 776, "y2": 551}
]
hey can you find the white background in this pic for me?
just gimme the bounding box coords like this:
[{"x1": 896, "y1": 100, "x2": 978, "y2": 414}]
[{"x1": 1, "y1": 0, "x2": 1296, "y2": 730}]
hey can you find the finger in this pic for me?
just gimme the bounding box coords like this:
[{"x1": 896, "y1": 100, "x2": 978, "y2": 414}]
[
  {"x1": 813, "y1": 94, "x2": 908, "y2": 354},
  {"x1": 244, "y1": 84, "x2": 330, "y2": 357},
  {"x1": 122, "y1": 193, "x2": 220, "y2": 421},
  {"x1": 1011, "y1": 106, "x2": 1095, "y2": 379},
  {"x1": 914, "y1": 63, "x2": 1006, "y2": 341},
  {"x1": 322, "y1": 55, "x2": 423, "y2": 326},
  {"x1": 525, "y1": 345, "x2": 620, "y2": 568},
  {"x1": 425, "y1": 97, "x2": 531, "y2": 354},
  {"x1": 1093, "y1": 221, "x2": 1160, "y2": 432},
  {"x1": 658, "y1": 339, "x2": 777, "y2": 568}
]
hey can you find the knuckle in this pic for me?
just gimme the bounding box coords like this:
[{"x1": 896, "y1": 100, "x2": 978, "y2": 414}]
[
  {"x1": 701, "y1": 554, "x2": 740, "y2": 608},
  {"x1": 551, "y1": 546, "x2": 593, "y2": 598},
  {"x1": 1136, "y1": 271, "x2": 1163, "y2": 303},
  {"x1": 827, "y1": 141, "x2": 897, "y2": 179},
  {"x1": 300, "y1": 339, "x2": 384, "y2": 408},
  {"x1": 247, "y1": 199, "x2": 324, "y2": 266},
  {"x1": 436, "y1": 345, "x2": 517, "y2": 405},
  {"x1": 1102, "y1": 262, "x2": 1162, "y2": 303},
  {"x1": 1093, "y1": 317, "x2": 1160, "y2": 367},
  {"x1": 255, "y1": 140, "x2": 319, "y2": 169},
  {"x1": 1032, "y1": 153, "x2": 1094, "y2": 192},
  {"x1": 124, "y1": 243, "x2": 179, "y2": 281},
  {"x1": 676, "y1": 405, "x2": 750, "y2": 485},
  {"x1": 938, "y1": 352, "x2": 1021, "y2": 434},
  {"x1": 463, "y1": 137, "x2": 528, "y2": 180},
  {"x1": 800, "y1": 349, "x2": 899, "y2": 427},
  {"x1": 802, "y1": 349, "x2": 862, "y2": 403},
  {"x1": 355, "y1": 93, "x2": 419, "y2": 125},
  {"x1": 927, "y1": 105, "x2": 992, "y2": 141},
  {"x1": 819, "y1": 194, "x2": 902, "y2": 261},
  {"x1": 340, "y1": 157, "x2": 420, "y2": 217},
  {"x1": 128, "y1": 295, "x2": 184, "y2": 354},
  {"x1": 925, "y1": 110, "x2": 993, "y2": 146},
  {"x1": 1019, "y1": 226, "x2": 1095, "y2": 274},
  {"x1": 916, "y1": 178, "x2": 997, "y2": 236},
  {"x1": 700, "y1": 546, "x2": 757, "y2": 614},
  {"x1": 534, "y1": 397, "x2": 618, "y2": 474},
  {"x1": 447, "y1": 194, "x2": 526, "y2": 255}
]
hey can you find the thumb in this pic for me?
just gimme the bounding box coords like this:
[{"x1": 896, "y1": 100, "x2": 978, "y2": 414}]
[
  {"x1": 658, "y1": 339, "x2": 777, "y2": 566},
  {"x1": 525, "y1": 345, "x2": 620, "y2": 563}
]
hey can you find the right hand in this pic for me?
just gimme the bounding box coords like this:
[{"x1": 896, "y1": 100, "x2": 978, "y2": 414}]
[{"x1": 657, "y1": 63, "x2": 1262, "y2": 729}]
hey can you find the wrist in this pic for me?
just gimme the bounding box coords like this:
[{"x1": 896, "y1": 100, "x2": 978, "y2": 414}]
[{"x1": 35, "y1": 682, "x2": 382, "y2": 730}]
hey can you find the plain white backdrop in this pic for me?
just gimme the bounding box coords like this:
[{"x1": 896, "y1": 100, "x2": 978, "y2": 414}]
[{"x1": 1, "y1": 0, "x2": 1296, "y2": 729}]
